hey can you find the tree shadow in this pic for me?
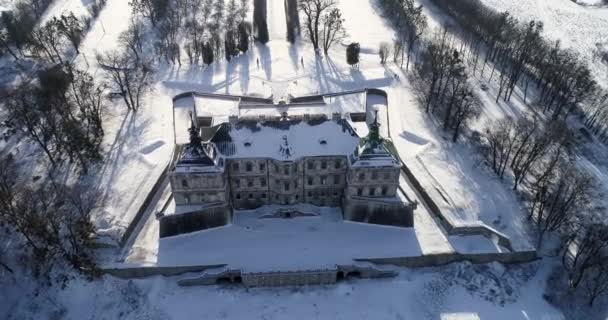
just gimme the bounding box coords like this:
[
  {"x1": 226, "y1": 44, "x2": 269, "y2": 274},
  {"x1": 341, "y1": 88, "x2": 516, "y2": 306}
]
[
  {"x1": 256, "y1": 43, "x2": 273, "y2": 80},
  {"x1": 239, "y1": 52, "x2": 251, "y2": 94}
]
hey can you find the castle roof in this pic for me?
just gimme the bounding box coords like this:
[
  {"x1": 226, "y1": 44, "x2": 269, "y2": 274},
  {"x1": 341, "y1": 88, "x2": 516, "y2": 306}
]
[{"x1": 212, "y1": 118, "x2": 360, "y2": 161}]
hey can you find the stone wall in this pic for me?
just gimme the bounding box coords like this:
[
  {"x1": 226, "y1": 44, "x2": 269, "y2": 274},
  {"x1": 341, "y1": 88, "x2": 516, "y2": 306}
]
[
  {"x1": 342, "y1": 195, "x2": 414, "y2": 227},
  {"x1": 159, "y1": 204, "x2": 231, "y2": 237},
  {"x1": 347, "y1": 166, "x2": 400, "y2": 198},
  {"x1": 170, "y1": 171, "x2": 228, "y2": 205},
  {"x1": 242, "y1": 269, "x2": 337, "y2": 286}
]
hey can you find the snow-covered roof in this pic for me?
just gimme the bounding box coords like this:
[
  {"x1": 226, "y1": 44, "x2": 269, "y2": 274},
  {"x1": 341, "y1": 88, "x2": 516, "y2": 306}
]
[
  {"x1": 193, "y1": 95, "x2": 240, "y2": 125},
  {"x1": 191, "y1": 90, "x2": 368, "y2": 121},
  {"x1": 174, "y1": 90, "x2": 400, "y2": 167},
  {"x1": 213, "y1": 119, "x2": 360, "y2": 160}
]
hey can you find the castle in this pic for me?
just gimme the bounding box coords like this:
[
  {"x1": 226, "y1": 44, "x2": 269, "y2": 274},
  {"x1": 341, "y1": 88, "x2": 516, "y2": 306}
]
[{"x1": 161, "y1": 89, "x2": 415, "y2": 237}]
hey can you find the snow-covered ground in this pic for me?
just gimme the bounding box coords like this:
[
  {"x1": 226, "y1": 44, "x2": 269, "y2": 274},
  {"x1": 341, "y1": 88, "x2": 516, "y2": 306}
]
[
  {"x1": 480, "y1": 0, "x2": 608, "y2": 84},
  {"x1": 2, "y1": 259, "x2": 561, "y2": 320},
  {"x1": 4, "y1": 0, "x2": 598, "y2": 317}
]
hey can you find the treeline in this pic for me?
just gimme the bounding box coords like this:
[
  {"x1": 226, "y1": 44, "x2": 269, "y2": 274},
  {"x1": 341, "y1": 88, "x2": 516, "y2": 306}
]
[
  {"x1": 1, "y1": 64, "x2": 105, "y2": 173},
  {"x1": 376, "y1": 1, "x2": 478, "y2": 142},
  {"x1": 417, "y1": 30, "x2": 480, "y2": 142},
  {"x1": 129, "y1": 0, "x2": 252, "y2": 66},
  {"x1": 377, "y1": 0, "x2": 427, "y2": 70},
  {"x1": 0, "y1": 155, "x2": 99, "y2": 278},
  {"x1": 478, "y1": 100, "x2": 607, "y2": 307},
  {"x1": 0, "y1": 0, "x2": 107, "y2": 60},
  {"x1": 428, "y1": 0, "x2": 607, "y2": 142}
]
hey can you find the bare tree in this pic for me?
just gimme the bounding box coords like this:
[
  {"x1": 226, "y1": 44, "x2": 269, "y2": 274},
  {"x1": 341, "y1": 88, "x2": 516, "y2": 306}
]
[
  {"x1": 378, "y1": 42, "x2": 390, "y2": 64},
  {"x1": 402, "y1": 0, "x2": 427, "y2": 70},
  {"x1": 30, "y1": 19, "x2": 64, "y2": 63},
  {"x1": 2, "y1": 82, "x2": 59, "y2": 165},
  {"x1": 0, "y1": 155, "x2": 99, "y2": 275},
  {"x1": 97, "y1": 50, "x2": 153, "y2": 111},
  {"x1": 119, "y1": 19, "x2": 146, "y2": 62},
  {"x1": 129, "y1": 0, "x2": 168, "y2": 27},
  {"x1": 583, "y1": 259, "x2": 608, "y2": 307},
  {"x1": 56, "y1": 13, "x2": 85, "y2": 54},
  {"x1": 320, "y1": 8, "x2": 346, "y2": 55},
  {"x1": 563, "y1": 223, "x2": 608, "y2": 289},
  {"x1": 529, "y1": 164, "x2": 593, "y2": 249},
  {"x1": 298, "y1": 0, "x2": 336, "y2": 52}
]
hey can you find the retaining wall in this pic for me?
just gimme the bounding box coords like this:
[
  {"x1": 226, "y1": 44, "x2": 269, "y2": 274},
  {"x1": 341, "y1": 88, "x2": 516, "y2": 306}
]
[
  {"x1": 159, "y1": 203, "x2": 231, "y2": 238},
  {"x1": 399, "y1": 160, "x2": 531, "y2": 255},
  {"x1": 103, "y1": 263, "x2": 226, "y2": 278}
]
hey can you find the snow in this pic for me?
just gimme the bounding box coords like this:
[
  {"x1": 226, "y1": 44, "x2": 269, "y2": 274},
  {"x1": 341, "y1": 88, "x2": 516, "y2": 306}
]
[
  {"x1": 157, "y1": 205, "x2": 422, "y2": 272},
  {"x1": 449, "y1": 235, "x2": 504, "y2": 254},
  {"x1": 194, "y1": 95, "x2": 240, "y2": 124},
  {"x1": 479, "y1": 0, "x2": 608, "y2": 84},
  {"x1": 217, "y1": 119, "x2": 359, "y2": 160},
  {"x1": 2, "y1": 0, "x2": 592, "y2": 317}
]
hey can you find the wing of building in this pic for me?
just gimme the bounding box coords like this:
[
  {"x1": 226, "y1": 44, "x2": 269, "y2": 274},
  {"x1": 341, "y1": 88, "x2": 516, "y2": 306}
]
[{"x1": 162, "y1": 89, "x2": 415, "y2": 237}]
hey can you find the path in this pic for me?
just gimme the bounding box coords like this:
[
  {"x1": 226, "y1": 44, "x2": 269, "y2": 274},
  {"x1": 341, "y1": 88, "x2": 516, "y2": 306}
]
[{"x1": 267, "y1": 0, "x2": 287, "y2": 41}]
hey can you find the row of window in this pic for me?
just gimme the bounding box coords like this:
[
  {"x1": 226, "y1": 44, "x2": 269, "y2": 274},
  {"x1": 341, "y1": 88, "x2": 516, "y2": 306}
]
[
  {"x1": 307, "y1": 159, "x2": 343, "y2": 170},
  {"x1": 232, "y1": 175, "x2": 345, "y2": 190},
  {"x1": 356, "y1": 186, "x2": 389, "y2": 197},
  {"x1": 233, "y1": 191, "x2": 341, "y2": 201},
  {"x1": 178, "y1": 192, "x2": 223, "y2": 204},
  {"x1": 230, "y1": 159, "x2": 346, "y2": 174},
  {"x1": 355, "y1": 171, "x2": 393, "y2": 182},
  {"x1": 307, "y1": 175, "x2": 341, "y2": 186},
  {"x1": 180, "y1": 176, "x2": 222, "y2": 188}
]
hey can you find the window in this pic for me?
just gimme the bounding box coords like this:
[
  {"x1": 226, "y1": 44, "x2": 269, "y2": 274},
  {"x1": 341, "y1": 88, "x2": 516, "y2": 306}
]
[
  {"x1": 321, "y1": 161, "x2": 327, "y2": 169},
  {"x1": 248, "y1": 179, "x2": 253, "y2": 187},
  {"x1": 246, "y1": 162, "x2": 253, "y2": 172},
  {"x1": 308, "y1": 161, "x2": 314, "y2": 170},
  {"x1": 335, "y1": 160, "x2": 341, "y2": 169},
  {"x1": 295, "y1": 195, "x2": 299, "y2": 200},
  {"x1": 372, "y1": 172, "x2": 378, "y2": 180},
  {"x1": 333, "y1": 191, "x2": 338, "y2": 196},
  {"x1": 333, "y1": 175, "x2": 340, "y2": 184},
  {"x1": 284, "y1": 167, "x2": 289, "y2": 175},
  {"x1": 275, "y1": 179, "x2": 279, "y2": 186},
  {"x1": 235, "y1": 179, "x2": 240, "y2": 188},
  {"x1": 275, "y1": 164, "x2": 279, "y2": 173},
  {"x1": 184, "y1": 194, "x2": 191, "y2": 203},
  {"x1": 248, "y1": 193, "x2": 254, "y2": 199},
  {"x1": 358, "y1": 172, "x2": 365, "y2": 181},
  {"x1": 181, "y1": 179, "x2": 188, "y2": 188},
  {"x1": 261, "y1": 178, "x2": 267, "y2": 187},
  {"x1": 381, "y1": 187, "x2": 388, "y2": 196},
  {"x1": 236, "y1": 193, "x2": 241, "y2": 200},
  {"x1": 262, "y1": 193, "x2": 267, "y2": 199},
  {"x1": 259, "y1": 163, "x2": 265, "y2": 171},
  {"x1": 284, "y1": 182, "x2": 290, "y2": 191},
  {"x1": 233, "y1": 163, "x2": 239, "y2": 171},
  {"x1": 370, "y1": 188, "x2": 375, "y2": 196},
  {"x1": 357, "y1": 188, "x2": 363, "y2": 196},
  {"x1": 384, "y1": 172, "x2": 390, "y2": 180},
  {"x1": 321, "y1": 176, "x2": 327, "y2": 185},
  {"x1": 308, "y1": 191, "x2": 312, "y2": 197},
  {"x1": 308, "y1": 177, "x2": 313, "y2": 185}
]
